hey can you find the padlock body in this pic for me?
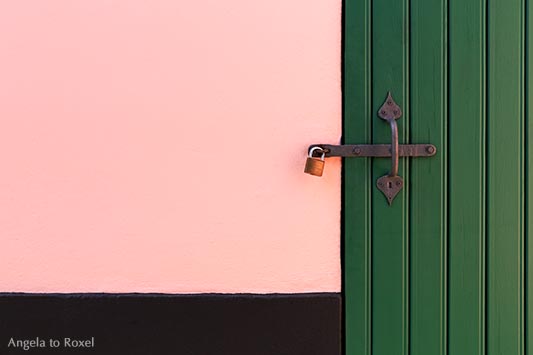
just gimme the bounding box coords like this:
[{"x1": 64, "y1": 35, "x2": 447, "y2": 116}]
[{"x1": 304, "y1": 157, "x2": 325, "y2": 176}]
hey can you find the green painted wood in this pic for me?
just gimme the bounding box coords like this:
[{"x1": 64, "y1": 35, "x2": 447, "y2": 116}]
[
  {"x1": 487, "y1": 0, "x2": 525, "y2": 354},
  {"x1": 345, "y1": 0, "x2": 530, "y2": 353},
  {"x1": 409, "y1": 0, "x2": 447, "y2": 354},
  {"x1": 371, "y1": 0, "x2": 409, "y2": 354},
  {"x1": 448, "y1": 0, "x2": 486, "y2": 354},
  {"x1": 343, "y1": 0, "x2": 372, "y2": 353},
  {"x1": 524, "y1": 1, "x2": 533, "y2": 354}
]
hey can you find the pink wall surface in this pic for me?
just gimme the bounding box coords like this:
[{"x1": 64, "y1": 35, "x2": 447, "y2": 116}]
[{"x1": 0, "y1": 1, "x2": 341, "y2": 293}]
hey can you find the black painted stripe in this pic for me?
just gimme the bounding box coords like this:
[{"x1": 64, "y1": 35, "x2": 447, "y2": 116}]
[{"x1": 0, "y1": 293, "x2": 341, "y2": 355}]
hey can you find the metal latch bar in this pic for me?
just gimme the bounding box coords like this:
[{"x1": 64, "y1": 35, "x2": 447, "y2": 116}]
[{"x1": 308, "y1": 143, "x2": 437, "y2": 158}]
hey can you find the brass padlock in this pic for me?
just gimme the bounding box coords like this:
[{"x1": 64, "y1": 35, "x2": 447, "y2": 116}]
[{"x1": 304, "y1": 147, "x2": 326, "y2": 176}]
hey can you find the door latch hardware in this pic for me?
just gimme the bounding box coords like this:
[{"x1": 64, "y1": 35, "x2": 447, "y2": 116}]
[
  {"x1": 304, "y1": 147, "x2": 326, "y2": 177},
  {"x1": 306, "y1": 92, "x2": 437, "y2": 205}
]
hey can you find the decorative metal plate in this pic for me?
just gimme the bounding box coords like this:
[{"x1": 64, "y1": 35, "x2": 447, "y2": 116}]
[
  {"x1": 378, "y1": 91, "x2": 402, "y2": 121},
  {"x1": 376, "y1": 175, "x2": 404, "y2": 206}
]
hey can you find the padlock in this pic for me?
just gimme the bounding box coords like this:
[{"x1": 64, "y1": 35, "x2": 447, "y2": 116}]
[{"x1": 304, "y1": 147, "x2": 326, "y2": 177}]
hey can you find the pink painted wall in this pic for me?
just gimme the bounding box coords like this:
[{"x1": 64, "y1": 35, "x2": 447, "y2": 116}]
[{"x1": 0, "y1": 1, "x2": 341, "y2": 293}]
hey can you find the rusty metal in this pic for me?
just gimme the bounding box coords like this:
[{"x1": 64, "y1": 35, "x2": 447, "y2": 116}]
[
  {"x1": 304, "y1": 147, "x2": 325, "y2": 177},
  {"x1": 304, "y1": 157, "x2": 325, "y2": 176},
  {"x1": 308, "y1": 144, "x2": 437, "y2": 158},
  {"x1": 378, "y1": 93, "x2": 401, "y2": 175},
  {"x1": 376, "y1": 175, "x2": 403, "y2": 205},
  {"x1": 378, "y1": 91, "x2": 403, "y2": 120},
  {"x1": 306, "y1": 92, "x2": 437, "y2": 205},
  {"x1": 375, "y1": 92, "x2": 403, "y2": 204}
]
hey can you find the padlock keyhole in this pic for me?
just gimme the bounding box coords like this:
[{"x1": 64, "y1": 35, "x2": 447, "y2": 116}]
[{"x1": 388, "y1": 181, "x2": 392, "y2": 189}]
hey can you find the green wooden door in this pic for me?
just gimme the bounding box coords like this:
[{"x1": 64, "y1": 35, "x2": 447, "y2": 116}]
[{"x1": 344, "y1": 0, "x2": 530, "y2": 354}]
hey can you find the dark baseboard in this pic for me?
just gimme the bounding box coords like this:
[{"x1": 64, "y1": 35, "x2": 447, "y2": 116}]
[{"x1": 0, "y1": 293, "x2": 341, "y2": 355}]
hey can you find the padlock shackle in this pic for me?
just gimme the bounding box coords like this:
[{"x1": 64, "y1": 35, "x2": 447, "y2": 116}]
[{"x1": 308, "y1": 146, "x2": 325, "y2": 160}]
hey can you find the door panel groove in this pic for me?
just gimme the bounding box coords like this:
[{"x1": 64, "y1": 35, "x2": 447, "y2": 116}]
[{"x1": 527, "y1": 2, "x2": 533, "y2": 353}]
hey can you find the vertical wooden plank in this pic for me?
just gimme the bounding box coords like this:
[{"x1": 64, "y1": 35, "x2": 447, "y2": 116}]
[
  {"x1": 448, "y1": 0, "x2": 486, "y2": 354},
  {"x1": 487, "y1": 0, "x2": 525, "y2": 353},
  {"x1": 527, "y1": 0, "x2": 533, "y2": 353},
  {"x1": 409, "y1": 0, "x2": 447, "y2": 353},
  {"x1": 344, "y1": 0, "x2": 372, "y2": 353},
  {"x1": 371, "y1": 0, "x2": 409, "y2": 354}
]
